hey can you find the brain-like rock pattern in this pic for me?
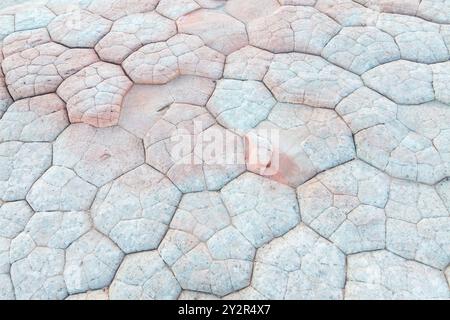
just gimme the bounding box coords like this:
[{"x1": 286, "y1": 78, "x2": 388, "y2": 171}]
[
  {"x1": 123, "y1": 34, "x2": 225, "y2": 85},
  {"x1": 144, "y1": 103, "x2": 246, "y2": 193},
  {"x1": 91, "y1": 165, "x2": 181, "y2": 253},
  {"x1": 159, "y1": 192, "x2": 256, "y2": 296},
  {"x1": 57, "y1": 62, "x2": 132, "y2": 128},
  {"x1": 53, "y1": 124, "x2": 144, "y2": 187},
  {"x1": 264, "y1": 53, "x2": 363, "y2": 108}
]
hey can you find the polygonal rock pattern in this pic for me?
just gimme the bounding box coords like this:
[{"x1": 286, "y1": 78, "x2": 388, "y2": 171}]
[
  {"x1": 355, "y1": 101, "x2": 450, "y2": 184},
  {"x1": 57, "y1": 62, "x2": 132, "y2": 128},
  {"x1": 247, "y1": 103, "x2": 356, "y2": 187},
  {"x1": 221, "y1": 172, "x2": 300, "y2": 248},
  {"x1": 250, "y1": 224, "x2": 346, "y2": 300},
  {"x1": 0, "y1": 142, "x2": 52, "y2": 201},
  {"x1": 91, "y1": 165, "x2": 181, "y2": 253},
  {"x1": 110, "y1": 251, "x2": 181, "y2": 300},
  {"x1": 206, "y1": 79, "x2": 276, "y2": 132},
  {"x1": 264, "y1": 53, "x2": 363, "y2": 108},
  {"x1": 248, "y1": 6, "x2": 341, "y2": 54},
  {"x1": 64, "y1": 230, "x2": 124, "y2": 294},
  {"x1": 159, "y1": 191, "x2": 256, "y2": 296},
  {"x1": 1, "y1": 0, "x2": 450, "y2": 301},
  {"x1": 144, "y1": 103, "x2": 246, "y2": 193},
  {"x1": 0, "y1": 94, "x2": 69, "y2": 142},
  {"x1": 26, "y1": 166, "x2": 97, "y2": 212},
  {"x1": 2, "y1": 42, "x2": 99, "y2": 100},
  {"x1": 362, "y1": 60, "x2": 434, "y2": 105},
  {"x1": 297, "y1": 160, "x2": 389, "y2": 254},
  {"x1": 345, "y1": 251, "x2": 449, "y2": 300},
  {"x1": 177, "y1": 9, "x2": 248, "y2": 55},
  {"x1": 53, "y1": 124, "x2": 144, "y2": 187},
  {"x1": 123, "y1": 34, "x2": 225, "y2": 85},
  {"x1": 48, "y1": 10, "x2": 112, "y2": 48},
  {"x1": 322, "y1": 26, "x2": 400, "y2": 75},
  {"x1": 95, "y1": 12, "x2": 176, "y2": 64}
]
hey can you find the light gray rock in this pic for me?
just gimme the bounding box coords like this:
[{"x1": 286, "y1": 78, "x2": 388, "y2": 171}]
[{"x1": 224, "y1": 46, "x2": 274, "y2": 81}]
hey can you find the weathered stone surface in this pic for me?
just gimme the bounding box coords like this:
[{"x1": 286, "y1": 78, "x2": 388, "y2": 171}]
[
  {"x1": 27, "y1": 166, "x2": 97, "y2": 212},
  {"x1": 110, "y1": 251, "x2": 181, "y2": 300},
  {"x1": 0, "y1": 15, "x2": 14, "y2": 41},
  {"x1": 224, "y1": 46, "x2": 274, "y2": 81},
  {"x1": 225, "y1": 0, "x2": 280, "y2": 23},
  {"x1": 297, "y1": 160, "x2": 388, "y2": 253},
  {"x1": 354, "y1": 0, "x2": 420, "y2": 15},
  {"x1": 13, "y1": 4, "x2": 55, "y2": 32},
  {"x1": 66, "y1": 289, "x2": 110, "y2": 300},
  {"x1": 48, "y1": 10, "x2": 112, "y2": 48},
  {"x1": 177, "y1": 9, "x2": 248, "y2": 55},
  {"x1": 88, "y1": 0, "x2": 159, "y2": 20},
  {"x1": 355, "y1": 101, "x2": 450, "y2": 184},
  {"x1": 91, "y1": 165, "x2": 181, "y2": 253},
  {"x1": 159, "y1": 192, "x2": 255, "y2": 296},
  {"x1": 247, "y1": 103, "x2": 355, "y2": 187},
  {"x1": 2, "y1": 28, "x2": 51, "y2": 58},
  {"x1": 95, "y1": 12, "x2": 176, "y2": 64},
  {"x1": 322, "y1": 27, "x2": 400, "y2": 75},
  {"x1": 417, "y1": 0, "x2": 450, "y2": 24},
  {"x1": 0, "y1": 94, "x2": 69, "y2": 142},
  {"x1": 264, "y1": 53, "x2": 363, "y2": 108},
  {"x1": 0, "y1": 274, "x2": 15, "y2": 300},
  {"x1": 0, "y1": 142, "x2": 52, "y2": 201},
  {"x1": 64, "y1": 230, "x2": 124, "y2": 294},
  {"x1": 144, "y1": 103, "x2": 246, "y2": 193},
  {"x1": 206, "y1": 79, "x2": 276, "y2": 132},
  {"x1": 57, "y1": 62, "x2": 132, "y2": 128},
  {"x1": 362, "y1": 60, "x2": 434, "y2": 105},
  {"x1": 315, "y1": 0, "x2": 379, "y2": 27},
  {"x1": 156, "y1": 0, "x2": 200, "y2": 20},
  {"x1": 251, "y1": 224, "x2": 346, "y2": 299},
  {"x1": 221, "y1": 172, "x2": 300, "y2": 248},
  {"x1": 2, "y1": 43, "x2": 98, "y2": 100},
  {"x1": 248, "y1": 6, "x2": 341, "y2": 54},
  {"x1": 432, "y1": 62, "x2": 450, "y2": 105},
  {"x1": 345, "y1": 250, "x2": 449, "y2": 299},
  {"x1": 53, "y1": 124, "x2": 144, "y2": 187},
  {"x1": 123, "y1": 34, "x2": 225, "y2": 85}
]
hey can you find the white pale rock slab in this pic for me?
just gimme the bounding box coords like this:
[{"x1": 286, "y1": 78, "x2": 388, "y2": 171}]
[
  {"x1": 345, "y1": 251, "x2": 449, "y2": 299},
  {"x1": 221, "y1": 172, "x2": 300, "y2": 248},
  {"x1": 264, "y1": 53, "x2": 363, "y2": 108},
  {"x1": 91, "y1": 165, "x2": 181, "y2": 253},
  {"x1": 64, "y1": 230, "x2": 124, "y2": 294},
  {"x1": 315, "y1": 0, "x2": 379, "y2": 27},
  {"x1": 57, "y1": 62, "x2": 132, "y2": 128},
  {"x1": 432, "y1": 62, "x2": 450, "y2": 105},
  {"x1": 27, "y1": 166, "x2": 97, "y2": 212},
  {"x1": 110, "y1": 251, "x2": 181, "y2": 300},
  {"x1": 66, "y1": 289, "x2": 110, "y2": 300},
  {"x1": 417, "y1": 0, "x2": 450, "y2": 23},
  {"x1": 177, "y1": 9, "x2": 248, "y2": 55},
  {"x1": 225, "y1": 0, "x2": 280, "y2": 24},
  {"x1": 48, "y1": 10, "x2": 112, "y2": 48},
  {"x1": 0, "y1": 94, "x2": 69, "y2": 143},
  {"x1": 2, "y1": 28, "x2": 51, "y2": 58},
  {"x1": 251, "y1": 224, "x2": 346, "y2": 299},
  {"x1": 53, "y1": 124, "x2": 144, "y2": 187},
  {"x1": 224, "y1": 46, "x2": 274, "y2": 81},
  {"x1": 156, "y1": 0, "x2": 200, "y2": 20},
  {"x1": 87, "y1": 0, "x2": 159, "y2": 20}
]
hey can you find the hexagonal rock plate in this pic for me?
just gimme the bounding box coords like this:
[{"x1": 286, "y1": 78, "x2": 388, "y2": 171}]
[
  {"x1": 297, "y1": 160, "x2": 389, "y2": 254},
  {"x1": 322, "y1": 26, "x2": 400, "y2": 75},
  {"x1": 2, "y1": 43, "x2": 99, "y2": 100},
  {"x1": 224, "y1": 46, "x2": 274, "y2": 81},
  {"x1": 57, "y1": 62, "x2": 132, "y2": 128},
  {"x1": 177, "y1": 9, "x2": 248, "y2": 55},
  {"x1": 355, "y1": 101, "x2": 450, "y2": 184},
  {"x1": 159, "y1": 191, "x2": 256, "y2": 296},
  {"x1": 1, "y1": 28, "x2": 51, "y2": 58},
  {"x1": 247, "y1": 103, "x2": 355, "y2": 187},
  {"x1": 87, "y1": 0, "x2": 160, "y2": 20},
  {"x1": 91, "y1": 164, "x2": 182, "y2": 254},
  {"x1": 250, "y1": 224, "x2": 346, "y2": 300},
  {"x1": 206, "y1": 79, "x2": 276, "y2": 132},
  {"x1": 95, "y1": 11, "x2": 176, "y2": 64},
  {"x1": 144, "y1": 103, "x2": 246, "y2": 193},
  {"x1": 248, "y1": 6, "x2": 341, "y2": 54},
  {"x1": 27, "y1": 166, "x2": 97, "y2": 212},
  {"x1": 48, "y1": 10, "x2": 112, "y2": 48},
  {"x1": 0, "y1": 94, "x2": 69, "y2": 143},
  {"x1": 0, "y1": 142, "x2": 52, "y2": 201},
  {"x1": 220, "y1": 172, "x2": 300, "y2": 248},
  {"x1": 109, "y1": 251, "x2": 181, "y2": 300},
  {"x1": 53, "y1": 124, "x2": 144, "y2": 187},
  {"x1": 264, "y1": 53, "x2": 363, "y2": 108},
  {"x1": 345, "y1": 251, "x2": 449, "y2": 300},
  {"x1": 64, "y1": 230, "x2": 124, "y2": 294},
  {"x1": 314, "y1": 0, "x2": 379, "y2": 27},
  {"x1": 123, "y1": 34, "x2": 225, "y2": 85}
]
